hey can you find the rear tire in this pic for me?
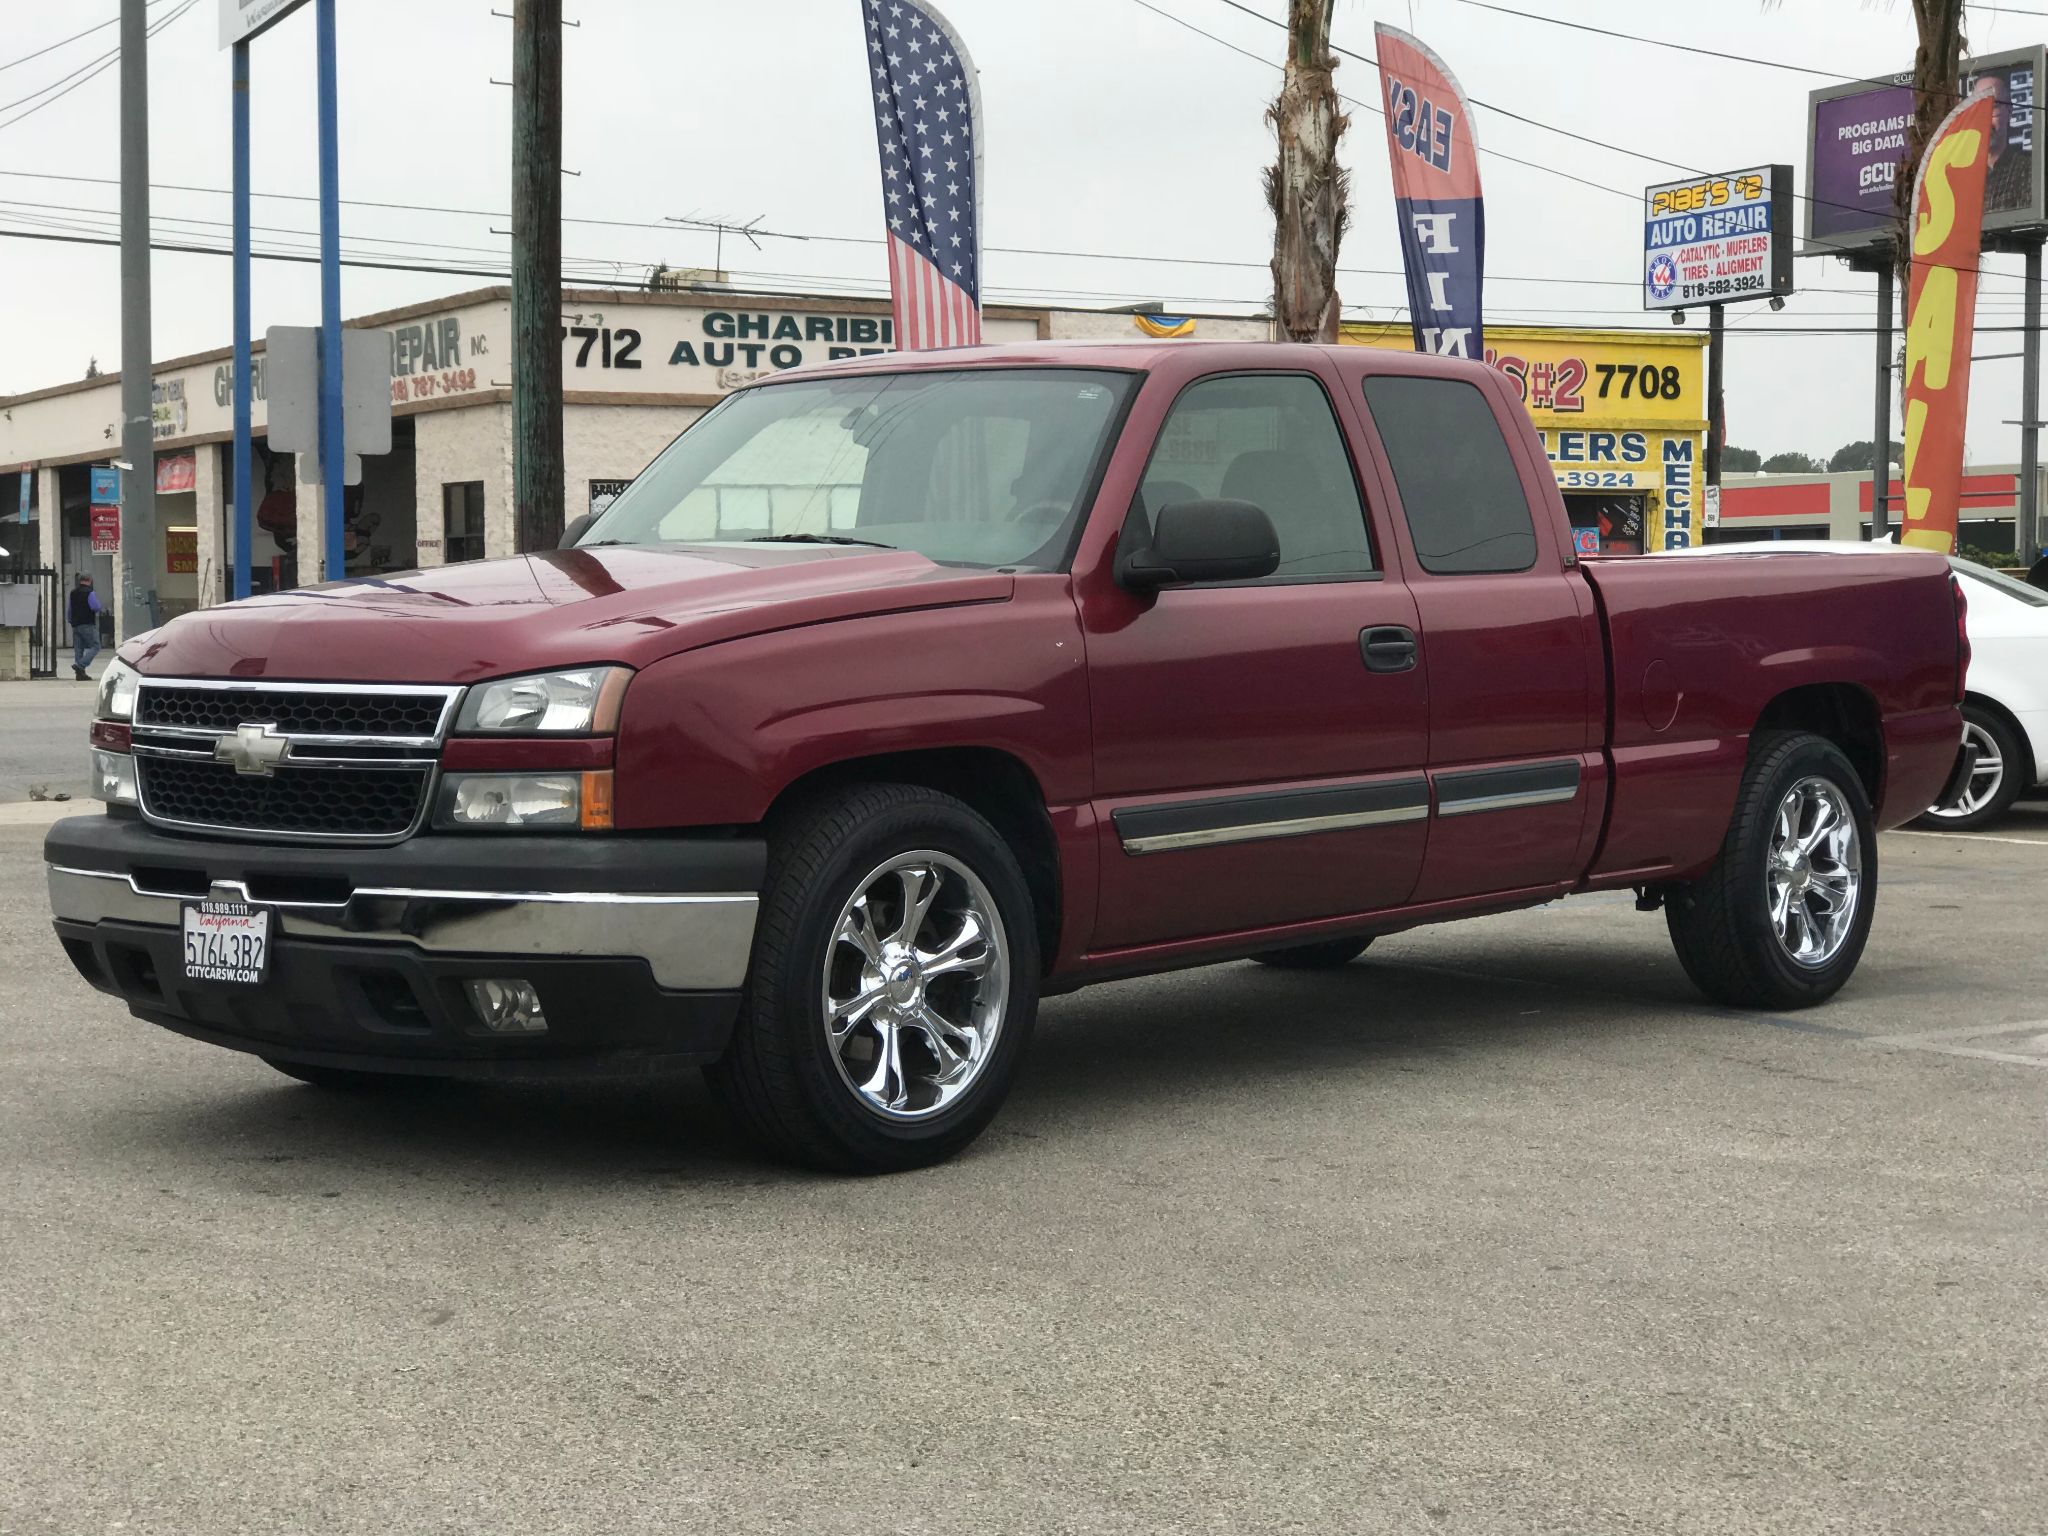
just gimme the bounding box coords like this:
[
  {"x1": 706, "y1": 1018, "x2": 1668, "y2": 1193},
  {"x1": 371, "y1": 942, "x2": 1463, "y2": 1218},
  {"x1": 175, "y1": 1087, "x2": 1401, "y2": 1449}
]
[
  {"x1": 1250, "y1": 936, "x2": 1373, "y2": 970},
  {"x1": 1666, "y1": 730, "x2": 1876, "y2": 1010},
  {"x1": 1912, "y1": 702, "x2": 2024, "y2": 831},
  {"x1": 706, "y1": 783, "x2": 1040, "y2": 1174}
]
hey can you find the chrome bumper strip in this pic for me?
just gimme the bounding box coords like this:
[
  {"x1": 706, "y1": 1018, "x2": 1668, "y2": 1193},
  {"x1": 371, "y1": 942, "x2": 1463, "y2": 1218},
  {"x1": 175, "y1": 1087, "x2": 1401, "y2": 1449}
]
[{"x1": 47, "y1": 865, "x2": 757, "y2": 992}]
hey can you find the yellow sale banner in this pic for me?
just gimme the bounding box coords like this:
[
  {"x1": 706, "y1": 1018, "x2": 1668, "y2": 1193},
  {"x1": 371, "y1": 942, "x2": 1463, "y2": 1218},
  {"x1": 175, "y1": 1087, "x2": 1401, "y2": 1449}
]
[{"x1": 1901, "y1": 89, "x2": 1996, "y2": 554}]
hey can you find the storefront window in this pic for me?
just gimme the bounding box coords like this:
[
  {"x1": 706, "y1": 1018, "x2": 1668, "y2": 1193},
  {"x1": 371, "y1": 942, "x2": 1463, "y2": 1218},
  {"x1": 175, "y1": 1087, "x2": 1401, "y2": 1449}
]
[{"x1": 443, "y1": 482, "x2": 485, "y2": 564}]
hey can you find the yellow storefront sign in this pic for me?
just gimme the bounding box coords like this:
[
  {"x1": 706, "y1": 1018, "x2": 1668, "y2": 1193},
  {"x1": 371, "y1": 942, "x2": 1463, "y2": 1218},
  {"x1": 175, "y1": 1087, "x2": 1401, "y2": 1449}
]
[{"x1": 1343, "y1": 322, "x2": 1709, "y2": 552}]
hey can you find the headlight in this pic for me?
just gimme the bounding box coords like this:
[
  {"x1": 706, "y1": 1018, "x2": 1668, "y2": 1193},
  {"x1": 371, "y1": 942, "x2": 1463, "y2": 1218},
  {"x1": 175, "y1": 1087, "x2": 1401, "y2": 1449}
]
[
  {"x1": 91, "y1": 749, "x2": 138, "y2": 805},
  {"x1": 436, "y1": 770, "x2": 614, "y2": 831},
  {"x1": 96, "y1": 659, "x2": 139, "y2": 722},
  {"x1": 455, "y1": 667, "x2": 628, "y2": 734}
]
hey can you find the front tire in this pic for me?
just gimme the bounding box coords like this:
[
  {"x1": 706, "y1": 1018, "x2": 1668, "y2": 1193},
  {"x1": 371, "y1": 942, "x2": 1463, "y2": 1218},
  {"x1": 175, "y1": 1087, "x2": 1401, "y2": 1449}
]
[
  {"x1": 1913, "y1": 703, "x2": 2024, "y2": 831},
  {"x1": 706, "y1": 783, "x2": 1040, "y2": 1173},
  {"x1": 1666, "y1": 731, "x2": 1876, "y2": 1010}
]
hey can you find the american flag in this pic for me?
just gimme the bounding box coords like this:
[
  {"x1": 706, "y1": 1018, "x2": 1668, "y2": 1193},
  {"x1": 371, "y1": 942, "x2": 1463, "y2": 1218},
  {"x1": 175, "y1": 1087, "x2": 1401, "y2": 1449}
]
[{"x1": 863, "y1": 0, "x2": 982, "y2": 349}]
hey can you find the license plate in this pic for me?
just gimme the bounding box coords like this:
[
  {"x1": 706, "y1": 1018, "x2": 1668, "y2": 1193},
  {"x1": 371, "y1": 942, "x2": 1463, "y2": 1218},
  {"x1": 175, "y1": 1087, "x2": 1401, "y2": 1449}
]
[{"x1": 181, "y1": 899, "x2": 271, "y2": 986}]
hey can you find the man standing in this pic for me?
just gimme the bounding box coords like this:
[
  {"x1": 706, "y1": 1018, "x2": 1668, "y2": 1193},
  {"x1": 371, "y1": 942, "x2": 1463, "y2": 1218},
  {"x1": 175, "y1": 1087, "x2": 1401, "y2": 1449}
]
[{"x1": 67, "y1": 574, "x2": 103, "y2": 680}]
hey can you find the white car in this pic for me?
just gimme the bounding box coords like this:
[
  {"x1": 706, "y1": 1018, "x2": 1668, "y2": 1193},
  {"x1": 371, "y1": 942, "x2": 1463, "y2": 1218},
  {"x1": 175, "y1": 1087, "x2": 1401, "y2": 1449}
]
[
  {"x1": 1924, "y1": 559, "x2": 2048, "y2": 828},
  {"x1": 1656, "y1": 541, "x2": 2048, "y2": 829}
]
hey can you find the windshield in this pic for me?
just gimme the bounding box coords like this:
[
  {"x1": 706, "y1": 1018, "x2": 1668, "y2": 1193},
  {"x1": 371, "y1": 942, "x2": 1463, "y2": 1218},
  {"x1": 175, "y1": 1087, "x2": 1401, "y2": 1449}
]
[
  {"x1": 581, "y1": 367, "x2": 1136, "y2": 571},
  {"x1": 1950, "y1": 558, "x2": 2048, "y2": 608}
]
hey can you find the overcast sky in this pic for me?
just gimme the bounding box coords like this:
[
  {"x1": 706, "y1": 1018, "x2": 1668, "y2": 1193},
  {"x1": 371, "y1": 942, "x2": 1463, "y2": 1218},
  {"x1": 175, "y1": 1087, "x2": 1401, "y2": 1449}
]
[{"x1": 0, "y1": 0, "x2": 2037, "y2": 465}]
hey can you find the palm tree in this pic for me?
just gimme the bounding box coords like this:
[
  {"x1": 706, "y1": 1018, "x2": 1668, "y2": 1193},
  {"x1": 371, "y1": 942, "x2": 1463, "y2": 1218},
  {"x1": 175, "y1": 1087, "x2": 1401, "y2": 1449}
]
[
  {"x1": 1766, "y1": 0, "x2": 1966, "y2": 288},
  {"x1": 1267, "y1": 0, "x2": 1349, "y2": 342},
  {"x1": 1895, "y1": 0, "x2": 1968, "y2": 292}
]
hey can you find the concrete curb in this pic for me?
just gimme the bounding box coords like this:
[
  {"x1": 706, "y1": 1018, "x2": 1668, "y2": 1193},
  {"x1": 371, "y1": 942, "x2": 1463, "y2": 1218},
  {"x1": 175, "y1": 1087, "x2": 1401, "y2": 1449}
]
[{"x1": 0, "y1": 800, "x2": 83, "y2": 827}]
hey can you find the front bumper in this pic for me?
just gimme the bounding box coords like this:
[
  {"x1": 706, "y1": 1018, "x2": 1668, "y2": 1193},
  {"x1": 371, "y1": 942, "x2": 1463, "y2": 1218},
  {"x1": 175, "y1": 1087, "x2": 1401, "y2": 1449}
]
[{"x1": 45, "y1": 814, "x2": 765, "y2": 1076}]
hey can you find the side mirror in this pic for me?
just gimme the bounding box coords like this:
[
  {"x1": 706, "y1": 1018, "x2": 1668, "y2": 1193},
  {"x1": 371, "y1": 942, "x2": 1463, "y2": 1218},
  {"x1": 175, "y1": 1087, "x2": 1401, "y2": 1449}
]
[
  {"x1": 1117, "y1": 499, "x2": 1281, "y2": 591},
  {"x1": 558, "y1": 513, "x2": 596, "y2": 550}
]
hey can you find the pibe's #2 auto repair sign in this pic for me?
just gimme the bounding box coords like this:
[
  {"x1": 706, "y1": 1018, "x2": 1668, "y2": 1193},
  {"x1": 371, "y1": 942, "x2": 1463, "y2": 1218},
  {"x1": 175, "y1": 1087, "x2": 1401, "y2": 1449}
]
[{"x1": 1642, "y1": 166, "x2": 1794, "y2": 310}]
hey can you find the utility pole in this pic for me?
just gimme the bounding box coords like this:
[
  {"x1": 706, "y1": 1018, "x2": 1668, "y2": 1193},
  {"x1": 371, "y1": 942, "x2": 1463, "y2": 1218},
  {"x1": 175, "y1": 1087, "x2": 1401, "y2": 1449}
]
[
  {"x1": 118, "y1": 0, "x2": 156, "y2": 638},
  {"x1": 1705, "y1": 302, "x2": 1724, "y2": 495},
  {"x1": 2021, "y1": 238, "x2": 2043, "y2": 562},
  {"x1": 1873, "y1": 256, "x2": 1893, "y2": 541},
  {"x1": 512, "y1": 0, "x2": 564, "y2": 552}
]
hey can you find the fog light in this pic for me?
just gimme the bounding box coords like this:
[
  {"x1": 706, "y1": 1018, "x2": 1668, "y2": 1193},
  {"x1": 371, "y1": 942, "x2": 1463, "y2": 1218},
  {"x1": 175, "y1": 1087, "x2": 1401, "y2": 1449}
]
[
  {"x1": 441, "y1": 771, "x2": 581, "y2": 828},
  {"x1": 464, "y1": 977, "x2": 548, "y2": 1034},
  {"x1": 91, "y1": 749, "x2": 138, "y2": 806}
]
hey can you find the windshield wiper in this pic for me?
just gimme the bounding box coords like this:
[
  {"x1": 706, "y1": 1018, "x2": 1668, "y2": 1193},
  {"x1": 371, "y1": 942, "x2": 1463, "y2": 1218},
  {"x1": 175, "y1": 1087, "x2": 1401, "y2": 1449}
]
[{"x1": 754, "y1": 533, "x2": 898, "y2": 550}]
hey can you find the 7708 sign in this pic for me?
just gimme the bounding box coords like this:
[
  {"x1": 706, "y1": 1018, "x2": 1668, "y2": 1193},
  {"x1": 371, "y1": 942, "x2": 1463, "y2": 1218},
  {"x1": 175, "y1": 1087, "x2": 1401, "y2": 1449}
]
[{"x1": 1486, "y1": 348, "x2": 1689, "y2": 413}]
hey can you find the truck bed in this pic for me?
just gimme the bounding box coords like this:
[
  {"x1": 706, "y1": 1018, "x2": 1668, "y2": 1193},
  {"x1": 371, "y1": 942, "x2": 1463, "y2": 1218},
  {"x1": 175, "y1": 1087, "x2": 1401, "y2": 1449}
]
[{"x1": 1577, "y1": 546, "x2": 1962, "y2": 886}]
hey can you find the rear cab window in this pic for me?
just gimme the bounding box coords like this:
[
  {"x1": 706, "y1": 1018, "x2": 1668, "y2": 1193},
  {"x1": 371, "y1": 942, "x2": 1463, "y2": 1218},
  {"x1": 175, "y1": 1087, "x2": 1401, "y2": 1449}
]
[{"x1": 1362, "y1": 375, "x2": 1538, "y2": 575}]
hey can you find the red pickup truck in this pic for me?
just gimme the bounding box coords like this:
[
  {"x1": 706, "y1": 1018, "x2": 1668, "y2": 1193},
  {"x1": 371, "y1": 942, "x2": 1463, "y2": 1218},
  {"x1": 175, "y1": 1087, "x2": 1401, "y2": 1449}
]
[{"x1": 47, "y1": 342, "x2": 1969, "y2": 1171}]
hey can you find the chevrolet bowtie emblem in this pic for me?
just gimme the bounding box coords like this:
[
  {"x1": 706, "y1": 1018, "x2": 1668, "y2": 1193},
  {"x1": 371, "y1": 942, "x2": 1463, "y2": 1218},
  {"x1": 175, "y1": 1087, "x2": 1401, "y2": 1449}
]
[{"x1": 214, "y1": 722, "x2": 291, "y2": 777}]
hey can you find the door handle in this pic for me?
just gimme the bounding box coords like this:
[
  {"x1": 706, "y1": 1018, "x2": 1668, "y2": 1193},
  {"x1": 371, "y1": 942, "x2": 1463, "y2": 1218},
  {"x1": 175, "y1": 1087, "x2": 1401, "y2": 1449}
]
[{"x1": 1360, "y1": 625, "x2": 1418, "y2": 673}]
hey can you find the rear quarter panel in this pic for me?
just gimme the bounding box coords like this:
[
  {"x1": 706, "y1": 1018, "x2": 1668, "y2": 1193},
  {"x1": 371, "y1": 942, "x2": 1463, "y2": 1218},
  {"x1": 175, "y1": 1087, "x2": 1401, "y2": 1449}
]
[{"x1": 1581, "y1": 550, "x2": 1960, "y2": 883}]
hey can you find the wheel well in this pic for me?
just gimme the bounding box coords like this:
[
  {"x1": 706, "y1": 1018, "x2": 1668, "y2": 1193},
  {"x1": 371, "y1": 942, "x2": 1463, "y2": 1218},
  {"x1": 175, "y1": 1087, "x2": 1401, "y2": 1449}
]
[
  {"x1": 1753, "y1": 684, "x2": 1884, "y2": 804},
  {"x1": 764, "y1": 748, "x2": 1062, "y2": 969},
  {"x1": 1962, "y1": 690, "x2": 2037, "y2": 785}
]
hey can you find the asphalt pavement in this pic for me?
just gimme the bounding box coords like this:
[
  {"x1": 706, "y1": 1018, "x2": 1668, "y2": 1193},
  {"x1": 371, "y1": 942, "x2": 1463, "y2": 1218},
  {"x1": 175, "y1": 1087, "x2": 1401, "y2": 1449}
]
[
  {"x1": 0, "y1": 670, "x2": 100, "y2": 805},
  {"x1": 2, "y1": 808, "x2": 2045, "y2": 1535}
]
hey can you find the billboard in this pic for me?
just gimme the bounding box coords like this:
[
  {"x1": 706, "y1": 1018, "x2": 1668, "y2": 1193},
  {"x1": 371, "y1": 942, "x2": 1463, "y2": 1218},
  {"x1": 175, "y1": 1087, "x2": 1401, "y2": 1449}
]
[
  {"x1": 1643, "y1": 165, "x2": 1794, "y2": 310},
  {"x1": 1805, "y1": 46, "x2": 2044, "y2": 252}
]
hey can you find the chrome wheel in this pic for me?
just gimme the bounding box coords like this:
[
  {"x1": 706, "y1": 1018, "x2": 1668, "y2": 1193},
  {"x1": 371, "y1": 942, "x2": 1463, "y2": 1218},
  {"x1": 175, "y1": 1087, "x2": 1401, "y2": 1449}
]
[
  {"x1": 1926, "y1": 719, "x2": 2006, "y2": 820},
  {"x1": 1765, "y1": 776, "x2": 1862, "y2": 968},
  {"x1": 821, "y1": 851, "x2": 1009, "y2": 1121}
]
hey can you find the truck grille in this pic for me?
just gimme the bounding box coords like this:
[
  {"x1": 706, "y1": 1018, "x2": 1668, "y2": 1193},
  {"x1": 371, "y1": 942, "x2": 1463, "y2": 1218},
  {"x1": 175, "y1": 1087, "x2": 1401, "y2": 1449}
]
[
  {"x1": 129, "y1": 679, "x2": 458, "y2": 842},
  {"x1": 138, "y1": 758, "x2": 431, "y2": 839},
  {"x1": 135, "y1": 685, "x2": 449, "y2": 739}
]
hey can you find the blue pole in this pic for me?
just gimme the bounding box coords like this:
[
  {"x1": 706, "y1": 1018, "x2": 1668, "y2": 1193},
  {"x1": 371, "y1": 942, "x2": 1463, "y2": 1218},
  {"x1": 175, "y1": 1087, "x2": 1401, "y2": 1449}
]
[
  {"x1": 315, "y1": 0, "x2": 343, "y2": 583},
  {"x1": 231, "y1": 39, "x2": 253, "y2": 601}
]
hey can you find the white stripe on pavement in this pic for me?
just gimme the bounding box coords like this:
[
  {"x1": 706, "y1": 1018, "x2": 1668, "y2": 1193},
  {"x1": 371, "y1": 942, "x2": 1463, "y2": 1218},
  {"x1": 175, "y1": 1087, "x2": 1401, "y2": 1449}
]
[{"x1": 1889, "y1": 830, "x2": 2048, "y2": 848}]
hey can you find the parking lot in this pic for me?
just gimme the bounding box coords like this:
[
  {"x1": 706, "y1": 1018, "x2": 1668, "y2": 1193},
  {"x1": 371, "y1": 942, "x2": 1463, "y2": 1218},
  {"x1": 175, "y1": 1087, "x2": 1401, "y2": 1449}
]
[{"x1": 1, "y1": 802, "x2": 2042, "y2": 1535}]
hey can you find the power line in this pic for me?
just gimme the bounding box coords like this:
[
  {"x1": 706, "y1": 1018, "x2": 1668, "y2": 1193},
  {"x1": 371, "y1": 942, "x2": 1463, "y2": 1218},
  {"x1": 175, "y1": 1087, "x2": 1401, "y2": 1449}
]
[
  {"x1": 0, "y1": 164, "x2": 1932, "y2": 298},
  {"x1": 1124, "y1": 0, "x2": 1642, "y2": 203},
  {"x1": 0, "y1": 226, "x2": 2026, "y2": 345},
  {"x1": 1145, "y1": 0, "x2": 2027, "y2": 286},
  {"x1": 1212, "y1": 0, "x2": 1704, "y2": 179},
  {"x1": 0, "y1": 0, "x2": 177, "y2": 78},
  {"x1": 0, "y1": 0, "x2": 197, "y2": 135},
  {"x1": 1438, "y1": 0, "x2": 1913, "y2": 91}
]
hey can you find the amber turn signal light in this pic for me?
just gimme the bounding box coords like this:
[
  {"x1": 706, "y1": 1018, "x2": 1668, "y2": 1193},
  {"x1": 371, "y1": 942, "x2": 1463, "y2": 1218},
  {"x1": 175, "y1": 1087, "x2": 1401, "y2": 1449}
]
[{"x1": 579, "y1": 770, "x2": 615, "y2": 830}]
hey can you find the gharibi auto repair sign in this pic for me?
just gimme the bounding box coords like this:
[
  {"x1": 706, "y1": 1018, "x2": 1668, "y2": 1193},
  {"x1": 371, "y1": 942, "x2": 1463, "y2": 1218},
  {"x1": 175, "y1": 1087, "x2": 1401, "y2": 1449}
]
[
  {"x1": 219, "y1": 0, "x2": 309, "y2": 48},
  {"x1": 1642, "y1": 166, "x2": 1793, "y2": 310},
  {"x1": 553, "y1": 301, "x2": 1040, "y2": 395}
]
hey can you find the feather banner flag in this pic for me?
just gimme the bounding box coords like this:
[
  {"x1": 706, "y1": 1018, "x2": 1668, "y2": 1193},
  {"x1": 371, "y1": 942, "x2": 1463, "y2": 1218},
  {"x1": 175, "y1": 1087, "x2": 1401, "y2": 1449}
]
[
  {"x1": 1901, "y1": 85, "x2": 1997, "y2": 555},
  {"x1": 1372, "y1": 25, "x2": 1485, "y2": 358},
  {"x1": 861, "y1": 0, "x2": 984, "y2": 349}
]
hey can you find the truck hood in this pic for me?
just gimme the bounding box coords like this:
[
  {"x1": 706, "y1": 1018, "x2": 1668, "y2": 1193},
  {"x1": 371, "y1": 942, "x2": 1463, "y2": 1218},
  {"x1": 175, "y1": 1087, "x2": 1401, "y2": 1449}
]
[{"x1": 126, "y1": 543, "x2": 1015, "y2": 683}]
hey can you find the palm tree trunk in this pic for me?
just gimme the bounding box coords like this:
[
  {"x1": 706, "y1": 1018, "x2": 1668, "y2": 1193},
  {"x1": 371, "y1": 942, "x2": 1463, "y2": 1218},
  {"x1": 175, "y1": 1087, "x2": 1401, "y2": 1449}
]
[
  {"x1": 1897, "y1": 0, "x2": 1967, "y2": 294},
  {"x1": 1266, "y1": 0, "x2": 1350, "y2": 343}
]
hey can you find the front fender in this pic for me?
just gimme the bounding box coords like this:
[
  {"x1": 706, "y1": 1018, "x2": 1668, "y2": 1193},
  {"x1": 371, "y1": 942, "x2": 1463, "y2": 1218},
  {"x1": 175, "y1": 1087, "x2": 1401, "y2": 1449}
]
[{"x1": 610, "y1": 580, "x2": 1093, "y2": 829}]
